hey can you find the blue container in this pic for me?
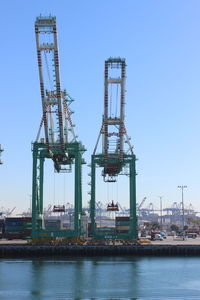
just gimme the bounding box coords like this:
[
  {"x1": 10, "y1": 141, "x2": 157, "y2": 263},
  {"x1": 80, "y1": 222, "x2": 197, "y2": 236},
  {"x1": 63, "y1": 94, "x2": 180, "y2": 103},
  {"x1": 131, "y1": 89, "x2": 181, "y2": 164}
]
[{"x1": 5, "y1": 221, "x2": 23, "y2": 226}]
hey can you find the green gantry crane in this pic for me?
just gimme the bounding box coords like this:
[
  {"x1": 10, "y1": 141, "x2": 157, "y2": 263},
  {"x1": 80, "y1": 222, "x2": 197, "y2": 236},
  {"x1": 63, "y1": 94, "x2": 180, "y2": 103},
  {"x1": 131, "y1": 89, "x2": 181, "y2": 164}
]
[
  {"x1": 90, "y1": 58, "x2": 137, "y2": 240},
  {"x1": 32, "y1": 16, "x2": 85, "y2": 238}
]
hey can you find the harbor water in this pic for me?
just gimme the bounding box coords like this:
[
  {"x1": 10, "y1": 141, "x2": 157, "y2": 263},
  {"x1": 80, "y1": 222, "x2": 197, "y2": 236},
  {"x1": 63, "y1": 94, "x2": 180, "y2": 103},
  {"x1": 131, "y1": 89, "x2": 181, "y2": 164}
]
[{"x1": 0, "y1": 256, "x2": 200, "y2": 299}]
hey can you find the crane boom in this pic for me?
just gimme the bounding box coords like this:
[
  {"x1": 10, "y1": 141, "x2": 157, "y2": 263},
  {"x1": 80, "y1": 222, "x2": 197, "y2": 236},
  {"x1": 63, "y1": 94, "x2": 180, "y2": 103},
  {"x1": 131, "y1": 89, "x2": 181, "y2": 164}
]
[
  {"x1": 35, "y1": 16, "x2": 77, "y2": 172},
  {"x1": 138, "y1": 197, "x2": 147, "y2": 210},
  {"x1": 35, "y1": 16, "x2": 64, "y2": 147}
]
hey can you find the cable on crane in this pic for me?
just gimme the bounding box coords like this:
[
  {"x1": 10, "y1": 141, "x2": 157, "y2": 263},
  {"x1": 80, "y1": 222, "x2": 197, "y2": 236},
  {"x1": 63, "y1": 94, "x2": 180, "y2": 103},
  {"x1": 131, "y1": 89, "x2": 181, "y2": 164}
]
[
  {"x1": 115, "y1": 84, "x2": 118, "y2": 118},
  {"x1": 53, "y1": 172, "x2": 56, "y2": 205},
  {"x1": 116, "y1": 179, "x2": 118, "y2": 204},
  {"x1": 109, "y1": 84, "x2": 112, "y2": 117},
  {"x1": 107, "y1": 181, "x2": 109, "y2": 205},
  {"x1": 44, "y1": 51, "x2": 53, "y2": 91},
  {"x1": 63, "y1": 173, "x2": 66, "y2": 203}
]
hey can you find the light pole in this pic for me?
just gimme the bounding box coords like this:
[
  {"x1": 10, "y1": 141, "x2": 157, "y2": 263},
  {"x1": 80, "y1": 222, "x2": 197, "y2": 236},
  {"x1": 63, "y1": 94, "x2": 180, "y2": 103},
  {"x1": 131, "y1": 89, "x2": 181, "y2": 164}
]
[
  {"x1": 28, "y1": 194, "x2": 32, "y2": 214},
  {"x1": 0, "y1": 144, "x2": 4, "y2": 165},
  {"x1": 159, "y1": 196, "x2": 163, "y2": 231},
  {"x1": 177, "y1": 185, "x2": 187, "y2": 233}
]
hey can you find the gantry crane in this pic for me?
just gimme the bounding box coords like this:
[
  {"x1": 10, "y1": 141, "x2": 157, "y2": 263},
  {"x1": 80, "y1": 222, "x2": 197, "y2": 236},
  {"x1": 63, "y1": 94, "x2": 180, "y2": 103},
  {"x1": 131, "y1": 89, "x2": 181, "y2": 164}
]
[
  {"x1": 90, "y1": 57, "x2": 137, "y2": 239},
  {"x1": 32, "y1": 16, "x2": 85, "y2": 238}
]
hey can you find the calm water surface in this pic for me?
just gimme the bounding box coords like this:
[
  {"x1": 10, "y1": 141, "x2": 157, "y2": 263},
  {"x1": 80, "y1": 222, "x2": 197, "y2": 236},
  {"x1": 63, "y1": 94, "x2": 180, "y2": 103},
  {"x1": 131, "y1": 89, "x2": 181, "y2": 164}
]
[{"x1": 0, "y1": 256, "x2": 200, "y2": 300}]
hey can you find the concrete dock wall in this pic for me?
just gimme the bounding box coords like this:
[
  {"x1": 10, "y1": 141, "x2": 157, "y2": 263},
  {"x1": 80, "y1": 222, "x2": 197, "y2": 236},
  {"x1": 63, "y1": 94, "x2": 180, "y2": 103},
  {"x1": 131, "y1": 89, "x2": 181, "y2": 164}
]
[{"x1": 1, "y1": 245, "x2": 200, "y2": 257}]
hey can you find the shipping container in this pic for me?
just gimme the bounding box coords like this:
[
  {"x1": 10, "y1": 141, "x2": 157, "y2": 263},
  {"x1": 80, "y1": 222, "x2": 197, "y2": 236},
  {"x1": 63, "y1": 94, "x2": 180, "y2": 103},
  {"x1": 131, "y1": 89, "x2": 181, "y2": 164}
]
[
  {"x1": 61, "y1": 222, "x2": 71, "y2": 229},
  {"x1": 116, "y1": 230, "x2": 129, "y2": 234},
  {"x1": 44, "y1": 219, "x2": 61, "y2": 230},
  {"x1": 5, "y1": 221, "x2": 23, "y2": 226},
  {"x1": 97, "y1": 227, "x2": 116, "y2": 232},
  {"x1": 81, "y1": 215, "x2": 88, "y2": 237},
  {"x1": 3, "y1": 232, "x2": 21, "y2": 239},
  {"x1": 0, "y1": 219, "x2": 5, "y2": 238},
  {"x1": 116, "y1": 216, "x2": 130, "y2": 222},
  {"x1": 116, "y1": 226, "x2": 130, "y2": 231},
  {"x1": 116, "y1": 221, "x2": 130, "y2": 226},
  {"x1": 5, "y1": 226, "x2": 24, "y2": 231},
  {"x1": 4, "y1": 217, "x2": 32, "y2": 240}
]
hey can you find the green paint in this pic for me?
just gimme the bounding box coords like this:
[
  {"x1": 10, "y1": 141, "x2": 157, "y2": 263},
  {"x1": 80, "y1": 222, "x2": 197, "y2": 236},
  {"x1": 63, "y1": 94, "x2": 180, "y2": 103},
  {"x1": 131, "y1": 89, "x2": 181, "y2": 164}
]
[
  {"x1": 90, "y1": 153, "x2": 137, "y2": 240},
  {"x1": 31, "y1": 141, "x2": 86, "y2": 238}
]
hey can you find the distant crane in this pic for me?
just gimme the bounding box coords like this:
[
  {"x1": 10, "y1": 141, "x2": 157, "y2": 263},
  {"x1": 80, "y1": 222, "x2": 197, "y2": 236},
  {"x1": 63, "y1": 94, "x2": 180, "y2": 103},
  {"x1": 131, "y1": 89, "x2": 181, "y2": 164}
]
[
  {"x1": 32, "y1": 16, "x2": 86, "y2": 238},
  {"x1": 137, "y1": 197, "x2": 147, "y2": 216},
  {"x1": 137, "y1": 197, "x2": 147, "y2": 210},
  {"x1": 0, "y1": 207, "x2": 16, "y2": 217},
  {"x1": 7, "y1": 207, "x2": 16, "y2": 216},
  {"x1": 90, "y1": 57, "x2": 137, "y2": 239}
]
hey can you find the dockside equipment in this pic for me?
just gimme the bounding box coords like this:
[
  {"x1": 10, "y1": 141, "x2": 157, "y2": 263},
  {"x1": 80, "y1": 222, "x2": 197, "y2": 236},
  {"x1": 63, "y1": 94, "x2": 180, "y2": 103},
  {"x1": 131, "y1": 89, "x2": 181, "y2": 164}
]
[
  {"x1": 32, "y1": 16, "x2": 86, "y2": 238},
  {"x1": 90, "y1": 57, "x2": 137, "y2": 240}
]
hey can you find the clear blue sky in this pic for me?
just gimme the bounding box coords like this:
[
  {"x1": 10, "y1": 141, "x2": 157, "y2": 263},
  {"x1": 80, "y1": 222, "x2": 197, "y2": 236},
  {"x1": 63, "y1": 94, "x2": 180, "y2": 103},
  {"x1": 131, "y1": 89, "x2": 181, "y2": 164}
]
[{"x1": 0, "y1": 0, "x2": 200, "y2": 213}]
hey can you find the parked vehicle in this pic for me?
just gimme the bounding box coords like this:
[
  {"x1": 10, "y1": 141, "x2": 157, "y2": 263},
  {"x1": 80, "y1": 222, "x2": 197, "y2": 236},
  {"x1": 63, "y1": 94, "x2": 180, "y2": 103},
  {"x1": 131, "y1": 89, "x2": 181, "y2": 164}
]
[
  {"x1": 160, "y1": 232, "x2": 167, "y2": 239},
  {"x1": 187, "y1": 233, "x2": 197, "y2": 238},
  {"x1": 154, "y1": 234, "x2": 163, "y2": 241},
  {"x1": 151, "y1": 231, "x2": 164, "y2": 241},
  {"x1": 140, "y1": 230, "x2": 147, "y2": 237}
]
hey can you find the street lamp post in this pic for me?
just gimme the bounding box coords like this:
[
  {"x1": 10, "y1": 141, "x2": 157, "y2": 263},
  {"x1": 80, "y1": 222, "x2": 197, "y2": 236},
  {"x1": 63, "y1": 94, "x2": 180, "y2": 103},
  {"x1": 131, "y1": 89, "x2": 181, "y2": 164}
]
[{"x1": 177, "y1": 185, "x2": 187, "y2": 234}]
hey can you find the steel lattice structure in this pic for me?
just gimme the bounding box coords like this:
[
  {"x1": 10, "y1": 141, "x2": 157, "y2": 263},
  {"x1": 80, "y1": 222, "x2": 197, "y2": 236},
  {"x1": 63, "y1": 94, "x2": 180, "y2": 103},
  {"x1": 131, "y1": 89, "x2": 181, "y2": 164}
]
[
  {"x1": 32, "y1": 16, "x2": 85, "y2": 238},
  {"x1": 90, "y1": 57, "x2": 137, "y2": 239}
]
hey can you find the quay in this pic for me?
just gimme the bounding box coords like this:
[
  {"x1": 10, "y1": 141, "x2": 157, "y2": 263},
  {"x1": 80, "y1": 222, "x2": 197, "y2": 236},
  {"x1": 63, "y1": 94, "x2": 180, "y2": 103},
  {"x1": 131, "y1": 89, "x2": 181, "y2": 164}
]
[{"x1": 1, "y1": 243, "x2": 200, "y2": 258}]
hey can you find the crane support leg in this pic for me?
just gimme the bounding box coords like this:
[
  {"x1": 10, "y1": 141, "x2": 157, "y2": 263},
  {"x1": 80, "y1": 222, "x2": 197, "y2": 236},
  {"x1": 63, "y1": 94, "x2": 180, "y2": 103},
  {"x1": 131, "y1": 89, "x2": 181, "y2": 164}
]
[
  {"x1": 90, "y1": 154, "x2": 137, "y2": 239},
  {"x1": 90, "y1": 155, "x2": 96, "y2": 236},
  {"x1": 129, "y1": 156, "x2": 137, "y2": 238},
  {"x1": 32, "y1": 143, "x2": 38, "y2": 237},
  {"x1": 31, "y1": 141, "x2": 85, "y2": 238},
  {"x1": 74, "y1": 151, "x2": 82, "y2": 236}
]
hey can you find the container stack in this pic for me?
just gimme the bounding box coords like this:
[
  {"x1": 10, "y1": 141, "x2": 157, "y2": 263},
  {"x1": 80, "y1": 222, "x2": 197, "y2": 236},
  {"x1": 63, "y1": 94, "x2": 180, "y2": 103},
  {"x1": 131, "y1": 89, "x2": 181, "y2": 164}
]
[
  {"x1": 44, "y1": 219, "x2": 61, "y2": 231},
  {"x1": 0, "y1": 219, "x2": 5, "y2": 238},
  {"x1": 96, "y1": 226, "x2": 116, "y2": 235},
  {"x1": 4, "y1": 217, "x2": 32, "y2": 239},
  {"x1": 115, "y1": 216, "x2": 130, "y2": 234},
  {"x1": 22, "y1": 217, "x2": 32, "y2": 239},
  {"x1": 81, "y1": 215, "x2": 88, "y2": 237}
]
